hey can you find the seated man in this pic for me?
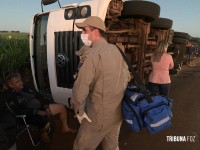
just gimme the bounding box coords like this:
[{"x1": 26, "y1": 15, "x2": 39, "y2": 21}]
[
  {"x1": 4, "y1": 73, "x2": 76, "y2": 143},
  {"x1": 0, "y1": 91, "x2": 17, "y2": 150}
]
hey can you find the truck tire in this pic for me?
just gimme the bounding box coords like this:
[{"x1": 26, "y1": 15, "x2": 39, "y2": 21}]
[
  {"x1": 121, "y1": 1, "x2": 160, "y2": 22},
  {"x1": 172, "y1": 37, "x2": 188, "y2": 44},
  {"x1": 151, "y1": 18, "x2": 173, "y2": 30},
  {"x1": 174, "y1": 32, "x2": 190, "y2": 39}
]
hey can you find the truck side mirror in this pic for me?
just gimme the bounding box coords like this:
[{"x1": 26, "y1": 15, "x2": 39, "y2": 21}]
[
  {"x1": 41, "y1": 0, "x2": 61, "y2": 12},
  {"x1": 42, "y1": 0, "x2": 57, "y2": 5}
]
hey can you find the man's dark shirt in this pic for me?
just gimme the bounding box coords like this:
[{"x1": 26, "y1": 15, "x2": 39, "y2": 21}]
[{"x1": 5, "y1": 87, "x2": 52, "y2": 116}]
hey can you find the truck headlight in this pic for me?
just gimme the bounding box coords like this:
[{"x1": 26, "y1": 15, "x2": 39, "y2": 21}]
[
  {"x1": 80, "y1": 7, "x2": 88, "y2": 17},
  {"x1": 67, "y1": 9, "x2": 74, "y2": 19}
]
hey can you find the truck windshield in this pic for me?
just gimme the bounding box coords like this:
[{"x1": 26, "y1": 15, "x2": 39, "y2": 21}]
[{"x1": 33, "y1": 13, "x2": 51, "y2": 95}]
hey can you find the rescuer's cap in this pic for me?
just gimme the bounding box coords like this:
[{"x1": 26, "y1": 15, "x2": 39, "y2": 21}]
[{"x1": 75, "y1": 16, "x2": 106, "y2": 32}]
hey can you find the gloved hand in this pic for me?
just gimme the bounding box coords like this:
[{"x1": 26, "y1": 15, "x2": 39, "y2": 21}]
[{"x1": 76, "y1": 112, "x2": 92, "y2": 124}]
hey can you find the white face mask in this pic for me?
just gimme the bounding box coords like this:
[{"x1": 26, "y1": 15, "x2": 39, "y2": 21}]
[{"x1": 81, "y1": 34, "x2": 92, "y2": 46}]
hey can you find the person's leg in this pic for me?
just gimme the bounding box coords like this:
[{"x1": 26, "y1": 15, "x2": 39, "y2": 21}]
[
  {"x1": 26, "y1": 115, "x2": 50, "y2": 143},
  {"x1": 102, "y1": 121, "x2": 122, "y2": 150},
  {"x1": 48, "y1": 103, "x2": 76, "y2": 133},
  {"x1": 186, "y1": 54, "x2": 189, "y2": 64},
  {"x1": 148, "y1": 82, "x2": 160, "y2": 95},
  {"x1": 188, "y1": 54, "x2": 192, "y2": 64},
  {"x1": 26, "y1": 114, "x2": 50, "y2": 129},
  {"x1": 73, "y1": 120, "x2": 105, "y2": 150},
  {"x1": 0, "y1": 127, "x2": 8, "y2": 150},
  {"x1": 159, "y1": 84, "x2": 170, "y2": 96},
  {"x1": 40, "y1": 122, "x2": 51, "y2": 143},
  {"x1": 8, "y1": 143, "x2": 16, "y2": 150}
]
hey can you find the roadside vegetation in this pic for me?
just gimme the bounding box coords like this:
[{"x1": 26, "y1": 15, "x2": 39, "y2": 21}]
[
  {"x1": 0, "y1": 31, "x2": 28, "y2": 39},
  {"x1": 0, "y1": 31, "x2": 29, "y2": 81}
]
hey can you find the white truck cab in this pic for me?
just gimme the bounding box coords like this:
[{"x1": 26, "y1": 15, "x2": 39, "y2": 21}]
[{"x1": 30, "y1": 0, "x2": 164, "y2": 105}]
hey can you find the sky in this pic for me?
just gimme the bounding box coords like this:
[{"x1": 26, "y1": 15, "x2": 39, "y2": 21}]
[{"x1": 0, "y1": 0, "x2": 200, "y2": 37}]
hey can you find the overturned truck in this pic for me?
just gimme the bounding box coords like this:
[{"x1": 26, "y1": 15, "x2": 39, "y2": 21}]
[
  {"x1": 168, "y1": 31, "x2": 190, "y2": 74},
  {"x1": 30, "y1": 0, "x2": 174, "y2": 104}
]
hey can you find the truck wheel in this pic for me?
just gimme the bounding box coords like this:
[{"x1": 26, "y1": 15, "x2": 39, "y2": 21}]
[
  {"x1": 174, "y1": 32, "x2": 190, "y2": 39},
  {"x1": 151, "y1": 18, "x2": 173, "y2": 30},
  {"x1": 172, "y1": 37, "x2": 188, "y2": 44},
  {"x1": 121, "y1": 1, "x2": 160, "y2": 22}
]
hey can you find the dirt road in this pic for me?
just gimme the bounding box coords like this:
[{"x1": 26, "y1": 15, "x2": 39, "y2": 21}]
[{"x1": 17, "y1": 58, "x2": 200, "y2": 150}]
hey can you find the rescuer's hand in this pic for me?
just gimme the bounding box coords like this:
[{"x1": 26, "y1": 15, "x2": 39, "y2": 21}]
[{"x1": 76, "y1": 112, "x2": 92, "y2": 124}]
